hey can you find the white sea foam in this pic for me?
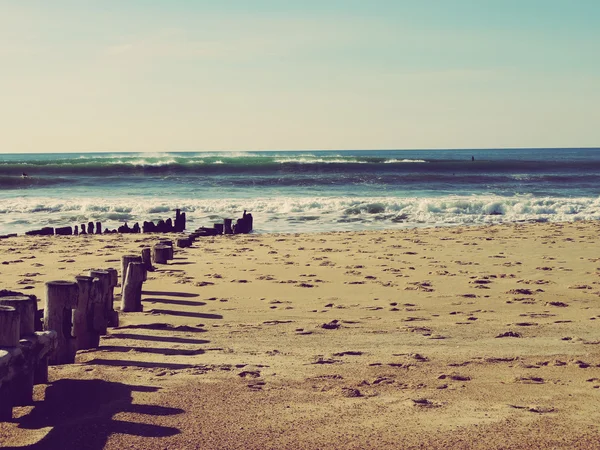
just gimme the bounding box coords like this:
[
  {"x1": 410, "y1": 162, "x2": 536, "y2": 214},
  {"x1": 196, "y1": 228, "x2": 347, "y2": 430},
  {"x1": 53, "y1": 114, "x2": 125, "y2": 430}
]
[
  {"x1": 383, "y1": 159, "x2": 427, "y2": 163},
  {"x1": 2, "y1": 194, "x2": 600, "y2": 235},
  {"x1": 273, "y1": 157, "x2": 367, "y2": 164}
]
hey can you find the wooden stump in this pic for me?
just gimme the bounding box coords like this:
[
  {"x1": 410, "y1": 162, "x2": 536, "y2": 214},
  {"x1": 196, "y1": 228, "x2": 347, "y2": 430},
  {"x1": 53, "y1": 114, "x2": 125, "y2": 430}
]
[
  {"x1": 176, "y1": 237, "x2": 190, "y2": 248},
  {"x1": 89, "y1": 271, "x2": 111, "y2": 335},
  {"x1": 0, "y1": 305, "x2": 20, "y2": 347},
  {"x1": 152, "y1": 245, "x2": 171, "y2": 264},
  {"x1": 106, "y1": 268, "x2": 119, "y2": 327},
  {"x1": 141, "y1": 247, "x2": 154, "y2": 272},
  {"x1": 73, "y1": 275, "x2": 97, "y2": 350},
  {"x1": 89, "y1": 278, "x2": 103, "y2": 347},
  {"x1": 0, "y1": 297, "x2": 37, "y2": 405},
  {"x1": 214, "y1": 223, "x2": 224, "y2": 235},
  {"x1": 12, "y1": 362, "x2": 34, "y2": 407},
  {"x1": 121, "y1": 262, "x2": 145, "y2": 312},
  {"x1": 0, "y1": 380, "x2": 13, "y2": 421},
  {"x1": 224, "y1": 218, "x2": 233, "y2": 234},
  {"x1": 121, "y1": 255, "x2": 143, "y2": 294},
  {"x1": 33, "y1": 357, "x2": 49, "y2": 384},
  {"x1": 107, "y1": 268, "x2": 118, "y2": 289},
  {"x1": 159, "y1": 239, "x2": 173, "y2": 248},
  {"x1": 43, "y1": 281, "x2": 78, "y2": 365},
  {"x1": 0, "y1": 295, "x2": 36, "y2": 337}
]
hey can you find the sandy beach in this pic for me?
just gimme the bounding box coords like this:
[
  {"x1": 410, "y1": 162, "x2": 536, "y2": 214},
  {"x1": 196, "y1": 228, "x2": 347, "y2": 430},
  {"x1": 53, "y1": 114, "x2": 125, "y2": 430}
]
[{"x1": 1, "y1": 221, "x2": 600, "y2": 449}]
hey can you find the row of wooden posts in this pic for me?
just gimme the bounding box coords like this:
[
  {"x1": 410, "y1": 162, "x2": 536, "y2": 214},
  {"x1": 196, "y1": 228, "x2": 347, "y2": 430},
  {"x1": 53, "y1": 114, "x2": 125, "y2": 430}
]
[
  {"x1": 0, "y1": 239, "x2": 181, "y2": 420},
  {"x1": 21, "y1": 209, "x2": 187, "y2": 237},
  {"x1": 193, "y1": 211, "x2": 254, "y2": 237}
]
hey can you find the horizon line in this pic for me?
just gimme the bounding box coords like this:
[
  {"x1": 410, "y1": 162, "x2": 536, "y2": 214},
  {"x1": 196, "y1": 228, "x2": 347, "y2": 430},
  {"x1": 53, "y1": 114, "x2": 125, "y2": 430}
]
[{"x1": 1, "y1": 146, "x2": 599, "y2": 155}]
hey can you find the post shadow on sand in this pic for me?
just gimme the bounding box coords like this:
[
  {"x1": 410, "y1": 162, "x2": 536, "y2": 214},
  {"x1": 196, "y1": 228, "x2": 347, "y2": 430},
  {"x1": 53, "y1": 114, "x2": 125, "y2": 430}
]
[
  {"x1": 110, "y1": 332, "x2": 209, "y2": 345},
  {"x1": 99, "y1": 345, "x2": 206, "y2": 356},
  {"x1": 142, "y1": 290, "x2": 200, "y2": 298},
  {"x1": 143, "y1": 297, "x2": 207, "y2": 307},
  {"x1": 84, "y1": 359, "x2": 202, "y2": 370},
  {"x1": 115, "y1": 323, "x2": 207, "y2": 333},
  {"x1": 148, "y1": 309, "x2": 223, "y2": 320},
  {"x1": 6, "y1": 379, "x2": 182, "y2": 450}
]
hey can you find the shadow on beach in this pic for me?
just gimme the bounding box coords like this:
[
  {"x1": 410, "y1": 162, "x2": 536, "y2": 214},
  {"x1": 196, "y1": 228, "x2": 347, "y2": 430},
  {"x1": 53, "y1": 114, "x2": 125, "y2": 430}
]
[
  {"x1": 8, "y1": 379, "x2": 182, "y2": 450},
  {"x1": 141, "y1": 290, "x2": 200, "y2": 298}
]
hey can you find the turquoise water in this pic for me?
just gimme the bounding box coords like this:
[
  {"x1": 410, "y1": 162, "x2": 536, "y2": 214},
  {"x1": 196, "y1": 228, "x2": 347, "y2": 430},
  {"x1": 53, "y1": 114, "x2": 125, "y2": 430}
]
[{"x1": 1, "y1": 148, "x2": 600, "y2": 235}]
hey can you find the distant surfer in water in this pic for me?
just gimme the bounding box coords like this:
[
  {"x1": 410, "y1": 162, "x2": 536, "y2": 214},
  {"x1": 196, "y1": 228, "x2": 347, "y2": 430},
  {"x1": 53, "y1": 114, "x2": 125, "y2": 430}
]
[
  {"x1": 21, "y1": 172, "x2": 29, "y2": 178},
  {"x1": 471, "y1": 156, "x2": 474, "y2": 162}
]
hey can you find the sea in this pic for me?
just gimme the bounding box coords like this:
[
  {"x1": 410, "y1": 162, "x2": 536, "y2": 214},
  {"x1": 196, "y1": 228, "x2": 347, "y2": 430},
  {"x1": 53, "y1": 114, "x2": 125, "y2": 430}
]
[{"x1": 1, "y1": 148, "x2": 600, "y2": 236}]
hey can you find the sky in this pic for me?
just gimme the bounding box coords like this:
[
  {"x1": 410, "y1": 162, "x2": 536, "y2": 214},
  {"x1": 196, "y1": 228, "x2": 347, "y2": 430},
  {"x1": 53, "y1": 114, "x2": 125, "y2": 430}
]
[{"x1": 1, "y1": 1, "x2": 599, "y2": 153}]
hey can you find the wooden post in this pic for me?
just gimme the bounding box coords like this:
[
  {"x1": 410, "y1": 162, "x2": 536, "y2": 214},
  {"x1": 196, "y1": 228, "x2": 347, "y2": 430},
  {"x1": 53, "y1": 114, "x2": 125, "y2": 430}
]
[
  {"x1": 73, "y1": 275, "x2": 96, "y2": 350},
  {"x1": 152, "y1": 245, "x2": 171, "y2": 264},
  {"x1": 121, "y1": 255, "x2": 143, "y2": 294},
  {"x1": 106, "y1": 267, "x2": 119, "y2": 327},
  {"x1": 89, "y1": 278, "x2": 103, "y2": 347},
  {"x1": 0, "y1": 297, "x2": 37, "y2": 405},
  {"x1": 121, "y1": 262, "x2": 145, "y2": 312},
  {"x1": 176, "y1": 237, "x2": 190, "y2": 248},
  {"x1": 0, "y1": 305, "x2": 20, "y2": 347},
  {"x1": 0, "y1": 295, "x2": 36, "y2": 337},
  {"x1": 43, "y1": 281, "x2": 78, "y2": 365},
  {"x1": 224, "y1": 218, "x2": 233, "y2": 234},
  {"x1": 214, "y1": 223, "x2": 224, "y2": 235},
  {"x1": 89, "y1": 271, "x2": 110, "y2": 335},
  {"x1": 55, "y1": 226, "x2": 73, "y2": 236},
  {"x1": 87, "y1": 222, "x2": 94, "y2": 234},
  {"x1": 141, "y1": 247, "x2": 154, "y2": 272},
  {"x1": 158, "y1": 240, "x2": 174, "y2": 260},
  {"x1": 95, "y1": 222, "x2": 102, "y2": 234},
  {"x1": 0, "y1": 378, "x2": 13, "y2": 420}
]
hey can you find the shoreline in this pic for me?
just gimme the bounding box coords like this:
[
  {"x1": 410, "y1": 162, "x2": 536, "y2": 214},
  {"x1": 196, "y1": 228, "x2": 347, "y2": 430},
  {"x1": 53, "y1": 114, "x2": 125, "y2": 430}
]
[{"x1": 1, "y1": 221, "x2": 599, "y2": 448}]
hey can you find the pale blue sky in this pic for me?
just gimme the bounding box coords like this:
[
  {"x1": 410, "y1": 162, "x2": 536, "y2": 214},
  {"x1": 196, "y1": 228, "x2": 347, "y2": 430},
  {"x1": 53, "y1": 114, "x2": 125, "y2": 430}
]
[{"x1": 1, "y1": 1, "x2": 598, "y2": 153}]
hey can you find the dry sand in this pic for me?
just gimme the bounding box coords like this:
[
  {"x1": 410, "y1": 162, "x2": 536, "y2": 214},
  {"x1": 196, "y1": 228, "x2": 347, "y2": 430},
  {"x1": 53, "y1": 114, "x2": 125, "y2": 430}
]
[{"x1": 1, "y1": 221, "x2": 599, "y2": 449}]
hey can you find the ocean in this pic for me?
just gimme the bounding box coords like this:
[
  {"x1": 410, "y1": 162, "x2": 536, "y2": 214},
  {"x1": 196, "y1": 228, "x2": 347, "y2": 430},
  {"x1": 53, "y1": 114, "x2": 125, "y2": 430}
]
[{"x1": 1, "y1": 148, "x2": 600, "y2": 236}]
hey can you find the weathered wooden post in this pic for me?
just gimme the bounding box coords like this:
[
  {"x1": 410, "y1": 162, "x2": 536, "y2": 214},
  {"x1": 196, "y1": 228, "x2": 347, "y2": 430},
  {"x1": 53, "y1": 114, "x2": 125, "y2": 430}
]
[
  {"x1": 73, "y1": 275, "x2": 96, "y2": 350},
  {"x1": 141, "y1": 247, "x2": 153, "y2": 272},
  {"x1": 74, "y1": 226, "x2": 79, "y2": 236},
  {"x1": 43, "y1": 281, "x2": 78, "y2": 365},
  {"x1": 175, "y1": 209, "x2": 182, "y2": 232},
  {"x1": 224, "y1": 218, "x2": 233, "y2": 234},
  {"x1": 0, "y1": 305, "x2": 20, "y2": 420},
  {"x1": 176, "y1": 237, "x2": 190, "y2": 248},
  {"x1": 95, "y1": 222, "x2": 102, "y2": 234},
  {"x1": 0, "y1": 305, "x2": 20, "y2": 348},
  {"x1": 158, "y1": 240, "x2": 174, "y2": 260},
  {"x1": 121, "y1": 255, "x2": 146, "y2": 312},
  {"x1": 88, "y1": 278, "x2": 103, "y2": 347},
  {"x1": 55, "y1": 226, "x2": 73, "y2": 236},
  {"x1": 89, "y1": 270, "x2": 110, "y2": 335},
  {"x1": 0, "y1": 295, "x2": 36, "y2": 338},
  {"x1": 214, "y1": 223, "x2": 224, "y2": 235},
  {"x1": 87, "y1": 222, "x2": 94, "y2": 234},
  {"x1": 121, "y1": 255, "x2": 143, "y2": 294},
  {"x1": 152, "y1": 245, "x2": 171, "y2": 264},
  {"x1": 121, "y1": 262, "x2": 145, "y2": 312},
  {"x1": 106, "y1": 267, "x2": 119, "y2": 327},
  {"x1": 0, "y1": 296, "x2": 37, "y2": 405}
]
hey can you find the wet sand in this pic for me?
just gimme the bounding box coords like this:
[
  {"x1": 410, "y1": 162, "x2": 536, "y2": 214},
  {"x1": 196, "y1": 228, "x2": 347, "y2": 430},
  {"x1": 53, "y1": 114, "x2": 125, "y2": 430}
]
[{"x1": 1, "y1": 221, "x2": 600, "y2": 449}]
